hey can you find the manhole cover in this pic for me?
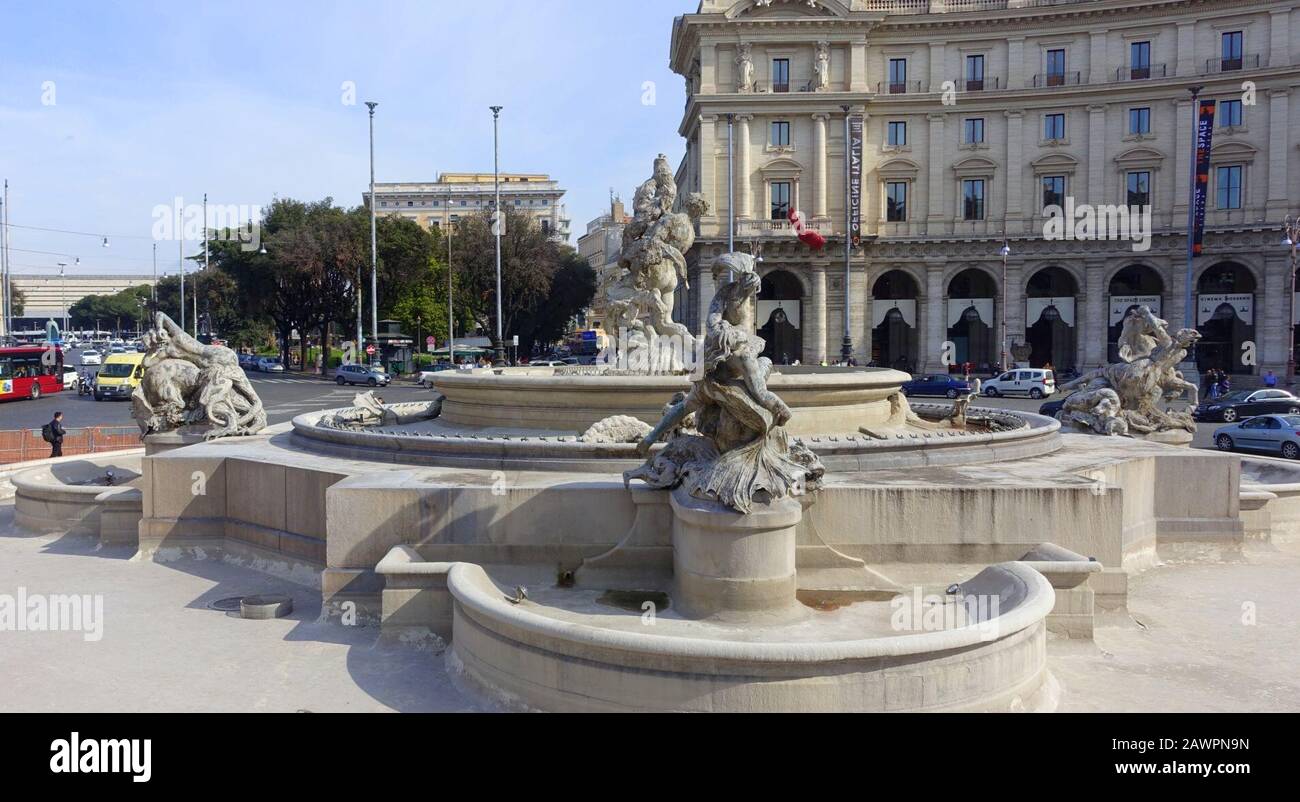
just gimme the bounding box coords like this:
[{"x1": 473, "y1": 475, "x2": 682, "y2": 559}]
[{"x1": 208, "y1": 596, "x2": 245, "y2": 612}]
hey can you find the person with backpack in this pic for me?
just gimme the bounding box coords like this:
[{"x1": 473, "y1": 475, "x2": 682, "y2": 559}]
[{"x1": 42, "y1": 412, "x2": 66, "y2": 458}]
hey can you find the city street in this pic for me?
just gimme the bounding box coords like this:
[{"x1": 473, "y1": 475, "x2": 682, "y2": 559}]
[{"x1": 0, "y1": 364, "x2": 434, "y2": 431}]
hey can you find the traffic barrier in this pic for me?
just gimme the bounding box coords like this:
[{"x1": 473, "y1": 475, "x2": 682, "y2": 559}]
[{"x1": 0, "y1": 426, "x2": 140, "y2": 465}]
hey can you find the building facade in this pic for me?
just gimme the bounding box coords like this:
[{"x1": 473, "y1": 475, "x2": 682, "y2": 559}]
[
  {"x1": 669, "y1": 0, "x2": 1300, "y2": 378},
  {"x1": 363, "y1": 172, "x2": 572, "y2": 241},
  {"x1": 8, "y1": 273, "x2": 157, "y2": 332},
  {"x1": 576, "y1": 196, "x2": 632, "y2": 331}
]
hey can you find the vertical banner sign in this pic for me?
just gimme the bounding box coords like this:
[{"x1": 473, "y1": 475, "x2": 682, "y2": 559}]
[
  {"x1": 1191, "y1": 99, "x2": 1216, "y2": 256},
  {"x1": 849, "y1": 115, "x2": 863, "y2": 247}
]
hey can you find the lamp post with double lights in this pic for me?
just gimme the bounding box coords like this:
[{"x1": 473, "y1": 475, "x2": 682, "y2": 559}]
[
  {"x1": 490, "y1": 105, "x2": 505, "y2": 366},
  {"x1": 1284, "y1": 215, "x2": 1300, "y2": 386},
  {"x1": 366, "y1": 101, "x2": 379, "y2": 354}
]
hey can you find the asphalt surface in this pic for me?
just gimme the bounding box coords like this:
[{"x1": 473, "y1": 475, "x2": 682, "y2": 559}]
[
  {"x1": 1, "y1": 350, "x2": 432, "y2": 431},
  {"x1": 0, "y1": 352, "x2": 1231, "y2": 453}
]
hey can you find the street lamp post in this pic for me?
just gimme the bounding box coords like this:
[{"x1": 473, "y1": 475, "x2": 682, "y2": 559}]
[
  {"x1": 57, "y1": 261, "x2": 67, "y2": 336},
  {"x1": 1180, "y1": 85, "x2": 1204, "y2": 387},
  {"x1": 1284, "y1": 215, "x2": 1300, "y2": 387},
  {"x1": 1000, "y1": 240, "x2": 1011, "y2": 372},
  {"x1": 366, "y1": 101, "x2": 379, "y2": 354},
  {"x1": 490, "y1": 105, "x2": 504, "y2": 366},
  {"x1": 447, "y1": 214, "x2": 455, "y2": 366}
]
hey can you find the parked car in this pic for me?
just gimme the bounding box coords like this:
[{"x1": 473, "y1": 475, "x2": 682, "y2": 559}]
[
  {"x1": 237, "y1": 353, "x2": 258, "y2": 370},
  {"x1": 417, "y1": 364, "x2": 455, "y2": 386},
  {"x1": 255, "y1": 357, "x2": 285, "y2": 373},
  {"x1": 80, "y1": 349, "x2": 102, "y2": 366},
  {"x1": 1038, "y1": 397, "x2": 1067, "y2": 418},
  {"x1": 982, "y1": 368, "x2": 1056, "y2": 399},
  {"x1": 1214, "y1": 414, "x2": 1300, "y2": 460},
  {"x1": 336, "y1": 363, "x2": 391, "y2": 387},
  {"x1": 1193, "y1": 389, "x2": 1300, "y2": 423},
  {"x1": 901, "y1": 374, "x2": 972, "y2": 399}
]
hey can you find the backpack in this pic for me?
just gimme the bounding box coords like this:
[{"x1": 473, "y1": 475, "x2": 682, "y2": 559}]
[{"x1": 41, "y1": 423, "x2": 56, "y2": 443}]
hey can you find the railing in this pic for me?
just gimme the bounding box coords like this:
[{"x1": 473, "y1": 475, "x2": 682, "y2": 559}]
[
  {"x1": 0, "y1": 426, "x2": 140, "y2": 465},
  {"x1": 955, "y1": 75, "x2": 1002, "y2": 91},
  {"x1": 876, "y1": 80, "x2": 926, "y2": 94},
  {"x1": 1204, "y1": 54, "x2": 1262, "y2": 74},
  {"x1": 736, "y1": 219, "x2": 833, "y2": 236},
  {"x1": 1031, "y1": 71, "x2": 1083, "y2": 87},
  {"x1": 1117, "y1": 63, "x2": 1167, "y2": 81},
  {"x1": 861, "y1": 0, "x2": 1099, "y2": 13}
]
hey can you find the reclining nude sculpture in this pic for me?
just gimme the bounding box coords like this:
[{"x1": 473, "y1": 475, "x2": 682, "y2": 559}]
[
  {"x1": 131, "y1": 312, "x2": 267, "y2": 439},
  {"x1": 625, "y1": 252, "x2": 824, "y2": 513},
  {"x1": 1055, "y1": 305, "x2": 1198, "y2": 438}
]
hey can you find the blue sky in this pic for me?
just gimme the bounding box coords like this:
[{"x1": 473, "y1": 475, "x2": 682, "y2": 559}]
[{"x1": 0, "y1": 0, "x2": 694, "y2": 277}]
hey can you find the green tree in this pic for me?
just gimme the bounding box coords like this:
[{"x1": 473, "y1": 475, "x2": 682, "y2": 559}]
[{"x1": 512, "y1": 247, "x2": 596, "y2": 357}]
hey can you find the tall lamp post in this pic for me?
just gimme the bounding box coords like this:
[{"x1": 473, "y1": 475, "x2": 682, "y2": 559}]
[
  {"x1": 447, "y1": 207, "x2": 455, "y2": 366},
  {"x1": 999, "y1": 240, "x2": 1011, "y2": 371},
  {"x1": 490, "y1": 105, "x2": 505, "y2": 366},
  {"x1": 365, "y1": 101, "x2": 379, "y2": 354},
  {"x1": 1284, "y1": 215, "x2": 1300, "y2": 386},
  {"x1": 1180, "y1": 85, "x2": 1204, "y2": 386},
  {"x1": 57, "y1": 261, "x2": 67, "y2": 336}
]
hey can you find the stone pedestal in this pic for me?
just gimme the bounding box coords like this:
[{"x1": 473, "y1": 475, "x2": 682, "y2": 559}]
[
  {"x1": 143, "y1": 427, "x2": 209, "y2": 456},
  {"x1": 669, "y1": 487, "x2": 803, "y2": 620}
]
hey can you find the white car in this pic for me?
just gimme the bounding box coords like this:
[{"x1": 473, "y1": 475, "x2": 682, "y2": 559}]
[
  {"x1": 62, "y1": 368, "x2": 80, "y2": 389},
  {"x1": 256, "y1": 357, "x2": 286, "y2": 373},
  {"x1": 982, "y1": 368, "x2": 1057, "y2": 399},
  {"x1": 80, "y1": 349, "x2": 102, "y2": 366}
]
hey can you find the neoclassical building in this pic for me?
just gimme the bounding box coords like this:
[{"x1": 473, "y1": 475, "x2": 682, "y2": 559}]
[{"x1": 669, "y1": 0, "x2": 1300, "y2": 378}]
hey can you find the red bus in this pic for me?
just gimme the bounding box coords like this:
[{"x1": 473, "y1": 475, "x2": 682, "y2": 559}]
[{"x1": 0, "y1": 345, "x2": 65, "y2": 402}]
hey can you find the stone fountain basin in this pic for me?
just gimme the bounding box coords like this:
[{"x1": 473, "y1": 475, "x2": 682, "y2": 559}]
[
  {"x1": 13, "y1": 456, "x2": 144, "y2": 540},
  {"x1": 431, "y1": 365, "x2": 913, "y2": 434},
  {"x1": 1239, "y1": 455, "x2": 1300, "y2": 540},
  {"x1": 447, "y1": 560, "x2": 1055, "y2": 712}
]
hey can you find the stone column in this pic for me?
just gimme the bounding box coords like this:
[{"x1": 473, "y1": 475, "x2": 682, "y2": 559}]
[
  {"x1": 696, "y1": 263, "x2": 715, "y2": 338},
  {"x1": 736, "y1": 114, "x2": 753, "y2": 220},
  {"x1": 1005, "y1": 109, "x2": 1024, "y2": 234},
  {"x1": 1088, "y1": 30, "x2": 1109, "y2": 85},
  {"x1": 926, "y1": 113, "x2": 946, "y2": 236},
  {"x1": 1083, "y1": 258, "x2": 1108, "y2": 368},
  {"x1": 1087, "y1": 104, "x2": 1107, "y2": 206},
  {"x1": 1003, "y1": 259, "x2": 1024, "y2": 368},
  {"x1": 924, "y1": 262, "x2": 946, "y2": 372},
  {"x1": 1267, "y1": 89, "x2": 1291, "y2": 219},
  {"x1": 812, "y1": 113, "x2": 829, "y2": 220},
  {"x1": 1175, "y1": 22, "x2": 1196, "y2": 81},
  {"x1": 1172, "y1": 98, "x2": 1193, "y2": 220},
  {"x1": 1007, "y1": 36, "x2": 1025, "y2": 90},
  {"x1": 1168, "y1": 253, "x2": 1190, "y2": 333},
  {"x1": 1270, "y1": 9, "x2": 1293, "y2": 67},
  {"x1": 699, "y1": 115, "x2": 720, "y2": 229},
  {"x1": 1262, "y1": 252, "x2": 1290, "y2": 375},
  {"x1": 809, "y1": 263, "x2": 827, "y2": 364},
  {"x1": 857, "y1": 259, "x2": 872, "y2": 363}
]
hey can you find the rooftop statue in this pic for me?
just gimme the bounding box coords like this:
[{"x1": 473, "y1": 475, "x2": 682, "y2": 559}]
[
  {"x1": 625, "y1": 252, "x2": 824, "y2": 513},
  {"x1": 1056, "y1": 305, "x2": 1198, "y2": 438},
  {"x1": 131, "y1": 312, "x2": 267, "y2": 439}
]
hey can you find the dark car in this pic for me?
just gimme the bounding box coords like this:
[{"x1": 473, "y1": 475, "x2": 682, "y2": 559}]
[
  {"x1": 1193, "y1": 388, "x2": 1300, "y2": 423},
  {"x1": 901, "y1": 374, "x2": 971, "y2": 399},
  {"x1": 1038, "y1": 397, "x2": 1067, "y2": 419}
]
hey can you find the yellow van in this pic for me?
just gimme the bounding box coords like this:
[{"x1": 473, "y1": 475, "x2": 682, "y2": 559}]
[{"x1": 93, "y1": 352, "x2": 145, "y2": 401}]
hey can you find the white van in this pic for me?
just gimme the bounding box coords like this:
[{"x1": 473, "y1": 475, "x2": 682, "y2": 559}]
[{"x1": 982, "y1": 368, "x2": 1057, "y2": 399}]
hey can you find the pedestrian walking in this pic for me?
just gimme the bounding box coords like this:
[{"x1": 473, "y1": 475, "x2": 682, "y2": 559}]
[
  {"x1": 42, "y1": 411, "x2": 66, "y2": 458},
  {"x1": 1264, "y1": 370, "x2": 1277, "y2": 388}
]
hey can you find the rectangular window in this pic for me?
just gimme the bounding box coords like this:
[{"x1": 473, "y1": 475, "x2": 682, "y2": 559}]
[
  {"x1": 886, "y1": 182, "x2": 907, "y2": 222},
  {"x1": 1042, "y1": 175, "x2": 1065, "y2": 211},
  {"x1": 964, "y1": 117, "x2": 985, "y2": 144},
  {"x1": 1216, "y1": 165, "x2": 1242, "y2": 209},
  {"x1": 1046, "y1": 49, "x2": 1066, "y2": 86},
  {"x1": 1129, "y1": 107, "x2": 1151, "y2": 135},
  {"x1": 1126, "y1": 171, "x2": 1151, "y2": 207},
  {"x1": 771, "y1": 120, "x2": 790, "y2": 147},
  {"x1": 1221, "y1": 31, "x2": 1243, "y2": 71},
  {"x1": 1130, "y1": 41, "x2": 1151, "y2": 79},
  {"x1": 1044, "y1": 113, "x2": 1065, "y2": 141},
  {"x1": 770, "y1": 181, "x2": 791, "y2": 220},
  {"x1": 772, "y1": 59, "x2": 790, "y2": 92},
  {"x1": 965, "y1": 55, "x2": 985, "y2": 91},
  {"x1": 962, "y1": 179, "x2": 985, "y2": 221},
  {"x1": 888, "y1": 58, "x2": 907, "y2": 93},
  {"x1": 1221, "y1": 99, "x2": 1243, "y2": 127},
  {"x1": 887, "y1": 120, "x2": 907, "y2": 147}
]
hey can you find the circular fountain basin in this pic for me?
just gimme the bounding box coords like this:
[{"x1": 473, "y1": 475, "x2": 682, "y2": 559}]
[
  {"x1": 12, "y1": 455, "x2": 144, "y2": 537},
  {"x1": 291, "y1": 366, "x2": 1062, "y2": 472},
  {"x1": 1239, "y1": 455, "x2": 1300, "y2": 540},
  {"x1": 447, "y1": 561, "x2": 1055, "y2": 712}
]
